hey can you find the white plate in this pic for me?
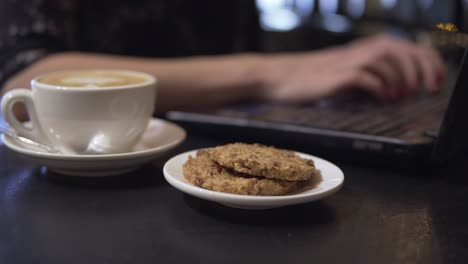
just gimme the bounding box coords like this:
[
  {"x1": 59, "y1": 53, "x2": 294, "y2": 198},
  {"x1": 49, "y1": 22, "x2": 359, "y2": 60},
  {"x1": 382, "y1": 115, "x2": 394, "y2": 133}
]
[
  {"x1": 163, "y1": 150, "x2": 344, "y2": 210},
  {"x1": 2, "y1": 118, "x2": 186, "y2": 176}
]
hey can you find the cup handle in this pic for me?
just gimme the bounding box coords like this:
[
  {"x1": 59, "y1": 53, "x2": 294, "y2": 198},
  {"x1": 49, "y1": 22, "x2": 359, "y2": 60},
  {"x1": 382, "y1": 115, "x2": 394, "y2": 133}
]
[{"x1": 1, "y1": 89, "x2": 47, "y2": 143}]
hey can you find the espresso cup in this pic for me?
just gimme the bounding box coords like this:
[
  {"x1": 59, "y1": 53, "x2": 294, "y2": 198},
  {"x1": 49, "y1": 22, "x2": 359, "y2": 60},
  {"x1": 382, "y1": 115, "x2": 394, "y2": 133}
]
[{"x1": 1, "y1": 70, "x2": 156, "y2": 154}]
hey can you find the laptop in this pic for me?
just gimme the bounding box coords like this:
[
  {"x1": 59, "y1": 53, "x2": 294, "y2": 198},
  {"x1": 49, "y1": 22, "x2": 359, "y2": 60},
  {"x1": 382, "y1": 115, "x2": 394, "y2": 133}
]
[{"x1": 167, "y1": 50, "x2": 468, "y2": 163}]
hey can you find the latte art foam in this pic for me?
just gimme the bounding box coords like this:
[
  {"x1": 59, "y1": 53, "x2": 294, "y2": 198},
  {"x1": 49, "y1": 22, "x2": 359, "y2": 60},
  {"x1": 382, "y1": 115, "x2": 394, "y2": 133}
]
[{"x1": 37, "y1": 70, "x2": 150, "y2": 88}]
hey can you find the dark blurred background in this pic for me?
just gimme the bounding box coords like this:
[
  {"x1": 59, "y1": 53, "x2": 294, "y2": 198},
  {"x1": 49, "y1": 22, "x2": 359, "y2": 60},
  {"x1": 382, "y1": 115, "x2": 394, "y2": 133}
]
[{"x1": 255, "y1": 0, "x2": 463, "y2": 54}]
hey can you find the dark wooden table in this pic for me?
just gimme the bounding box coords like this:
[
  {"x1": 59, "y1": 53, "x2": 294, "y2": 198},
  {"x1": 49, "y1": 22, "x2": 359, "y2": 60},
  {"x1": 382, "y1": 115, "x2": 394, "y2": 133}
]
[{"x1": 1, "y1": 126, "x2": 468, "y2": 264}]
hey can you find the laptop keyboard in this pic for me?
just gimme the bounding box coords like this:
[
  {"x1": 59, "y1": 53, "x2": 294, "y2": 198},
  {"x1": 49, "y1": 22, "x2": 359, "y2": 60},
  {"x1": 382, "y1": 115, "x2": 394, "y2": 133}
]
[{"x1": 219, "y1": 92, "x2": 450, "y2": 139}]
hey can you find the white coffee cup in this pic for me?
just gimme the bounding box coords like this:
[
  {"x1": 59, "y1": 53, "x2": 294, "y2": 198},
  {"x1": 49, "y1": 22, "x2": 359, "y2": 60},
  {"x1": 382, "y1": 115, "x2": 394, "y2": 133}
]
[{"x1": 1, "y1": 70, "x2": 156, "y2": 155}]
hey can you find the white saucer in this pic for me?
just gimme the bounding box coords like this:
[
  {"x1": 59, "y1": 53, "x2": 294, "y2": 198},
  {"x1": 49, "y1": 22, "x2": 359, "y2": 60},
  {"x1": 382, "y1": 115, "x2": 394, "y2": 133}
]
[
  {"x1": 163, "y1": 149, "x2": 344, "y2": 210},
  {"x1": 2, "y1": 118, "x2": 186, "y2": 176}
]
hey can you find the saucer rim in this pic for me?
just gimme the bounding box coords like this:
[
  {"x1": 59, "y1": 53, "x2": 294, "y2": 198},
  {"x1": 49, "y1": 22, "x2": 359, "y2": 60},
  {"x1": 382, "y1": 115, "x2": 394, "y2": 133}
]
[
  {"x1": 2, "y1": 117, "x2": 186, "y2": 161},
  {"x1": 163, "y1": 149, "x2": 344, "y2": 206}
]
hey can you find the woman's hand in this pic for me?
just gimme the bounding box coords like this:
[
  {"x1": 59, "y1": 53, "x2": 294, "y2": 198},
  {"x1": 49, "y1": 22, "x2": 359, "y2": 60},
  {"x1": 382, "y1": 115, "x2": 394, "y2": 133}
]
[{"x1": 258, "y1": 35, "x2": 446, "y2": 103}]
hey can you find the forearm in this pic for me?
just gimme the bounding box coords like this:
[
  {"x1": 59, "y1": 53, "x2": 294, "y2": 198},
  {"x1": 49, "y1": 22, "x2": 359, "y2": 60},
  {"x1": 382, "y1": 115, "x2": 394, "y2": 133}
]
[{"x1": 2, "y1": 52, "x2": 265, "y2": 113}]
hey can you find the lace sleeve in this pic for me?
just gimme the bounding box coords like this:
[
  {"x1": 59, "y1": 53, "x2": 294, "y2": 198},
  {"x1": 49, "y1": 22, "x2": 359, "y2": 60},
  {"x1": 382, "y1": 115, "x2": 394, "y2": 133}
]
[{"x1": 0, "y1": 0, "x2": 77, "y2": 86}]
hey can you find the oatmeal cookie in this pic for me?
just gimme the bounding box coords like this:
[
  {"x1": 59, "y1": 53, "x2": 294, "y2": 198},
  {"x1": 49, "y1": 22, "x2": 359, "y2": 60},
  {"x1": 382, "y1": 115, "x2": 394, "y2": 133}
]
[
  {"x1": 206, "y1": 143, "x2": 315, "y2": 181},
  {"x1": 183, "y1": 150, "x2": 300, "y2": 196}
]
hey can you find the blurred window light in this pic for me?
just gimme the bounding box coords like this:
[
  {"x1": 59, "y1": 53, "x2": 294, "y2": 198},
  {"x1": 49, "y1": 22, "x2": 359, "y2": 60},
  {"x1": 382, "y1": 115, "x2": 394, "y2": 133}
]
[
  {"x1": 347, "y1": 0, "x2": 366, "y2": 18},
  {"x1": 381, "y1": 0, "x2": 397, "y2": 9},
  {"x1": 319, "y1": 0, "x2": 338, "y2": 14},
  {"x1": 256, "y1": 0, "x2": 286, "y2": 10},
  {"x1": 256, "y1": 0, "x2": 301, "y2": 31},
  {"x1": 296, "y1": 0, "x2": 315, "y2": 17},
  {"x1": 321, "y1": 14, "x2": 352, "y2": 32},
  {"x1": 259, "y1": 10, "x2": 301, "y2": 31}
]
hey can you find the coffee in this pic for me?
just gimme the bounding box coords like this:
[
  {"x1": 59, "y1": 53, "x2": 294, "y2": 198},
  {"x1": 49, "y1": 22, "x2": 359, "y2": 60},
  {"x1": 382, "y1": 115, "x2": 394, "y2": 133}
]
[
  {"x1": 37, "y1": 70, "x2": 150, "y2": 88},
  {"x1": 2, "y1": 69, "x2": 156, "y2": 154}
]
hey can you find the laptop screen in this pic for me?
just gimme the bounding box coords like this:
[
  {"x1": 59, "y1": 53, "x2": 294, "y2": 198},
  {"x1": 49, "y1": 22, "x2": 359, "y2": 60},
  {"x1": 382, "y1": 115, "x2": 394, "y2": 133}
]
[{"x1": 433, "y1": 49, "x2": 468, "y2": 162}]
